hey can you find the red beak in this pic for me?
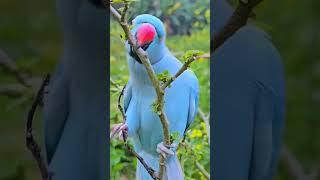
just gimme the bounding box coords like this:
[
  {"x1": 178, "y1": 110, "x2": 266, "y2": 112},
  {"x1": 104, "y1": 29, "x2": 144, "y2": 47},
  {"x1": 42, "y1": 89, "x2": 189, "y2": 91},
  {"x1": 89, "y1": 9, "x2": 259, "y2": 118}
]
[{"x1": 136, "y1": 23, "x2": 156, "y2": 48}]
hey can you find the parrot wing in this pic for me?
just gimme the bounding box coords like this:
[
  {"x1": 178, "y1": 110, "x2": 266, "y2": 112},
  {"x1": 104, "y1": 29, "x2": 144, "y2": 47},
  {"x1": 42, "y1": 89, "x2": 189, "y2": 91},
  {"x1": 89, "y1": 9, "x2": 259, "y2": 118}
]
[
  {"x1": 249, "y1": 78, "x2": 285, "y2": 180},
  {"x1": 43, "y1": 62, "x2": 69, "y2": 164},
  {"x1": 185, "y1": 70, "x2": 200, "y2": 134},
  {"x1": 122, "y1": 80, "x2": 142, "y2": 152},
  {"x1": 168, "y1": 69, "x2": 199, "y2": 152}
]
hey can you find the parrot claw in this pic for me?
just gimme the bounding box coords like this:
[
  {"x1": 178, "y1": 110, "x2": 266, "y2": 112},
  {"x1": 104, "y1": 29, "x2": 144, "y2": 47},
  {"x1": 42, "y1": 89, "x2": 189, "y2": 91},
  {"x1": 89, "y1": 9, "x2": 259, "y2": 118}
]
[
  {"x1": 156, "y1": 142, "x2": 175, "y2": 159},
  {"x1": 110, "y1": 123, "x2": 128, "y2": 141}
]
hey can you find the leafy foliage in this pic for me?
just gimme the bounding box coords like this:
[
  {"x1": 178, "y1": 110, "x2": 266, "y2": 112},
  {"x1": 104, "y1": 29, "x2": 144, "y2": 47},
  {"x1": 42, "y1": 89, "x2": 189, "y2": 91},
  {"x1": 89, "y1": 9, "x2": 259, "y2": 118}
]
[
  {"x1": 170, "y1": 131, "x2": 180, "y2": 143},
  {"x1": 151, "y1": 100, "x2": 162, "y2": 115},
  {"x1": 250, "y1": 1, "x2": 320, "y2": 179},
  {"x1": 157, "y1": 70, "x2": 171, "y2": 85},
  {"x1": 181, "y1": 50, "x2": 204, "y2": 62}
]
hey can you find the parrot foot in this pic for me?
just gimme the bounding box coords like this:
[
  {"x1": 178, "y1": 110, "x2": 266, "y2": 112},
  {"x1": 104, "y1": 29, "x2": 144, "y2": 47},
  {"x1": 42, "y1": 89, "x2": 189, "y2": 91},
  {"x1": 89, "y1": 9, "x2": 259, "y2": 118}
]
[
  {"x1": 156, "y1": 142, "x2": 176, "y2": 159},
  {"x1": 110, "y1": 123, "x2": 128, "y2": 141}
]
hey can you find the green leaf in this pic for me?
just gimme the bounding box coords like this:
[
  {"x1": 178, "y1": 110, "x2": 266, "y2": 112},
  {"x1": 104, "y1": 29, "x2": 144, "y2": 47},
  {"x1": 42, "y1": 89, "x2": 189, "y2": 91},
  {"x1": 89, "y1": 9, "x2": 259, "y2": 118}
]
[
  {"x1": 118, "y1": 7, "x2": 125, "y2": 13},
  {"x1": 181, "y1": 50, "x2": 204, "y2": 62},
  {"x1": 151, "y1": 100, "x2": 161, "y2": 115},
  {"x1": 170, "y1": 131, "x2": 180, "y2": 142},
  {"x1": 157, "y1": 70, "x2": 171, "y2": 84}
]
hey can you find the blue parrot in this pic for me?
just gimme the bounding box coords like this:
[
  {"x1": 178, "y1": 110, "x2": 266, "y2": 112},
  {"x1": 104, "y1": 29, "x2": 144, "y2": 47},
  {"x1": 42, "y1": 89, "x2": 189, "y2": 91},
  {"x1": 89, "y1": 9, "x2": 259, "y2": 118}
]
[
  {"x1": 43, "y1": 0, "x2": 107, "y2": 180},
  {"x1": 212, "y1": 0, "x2": 286, "y2": 180},
  {"x1": 112, "y1": 14, "x2": 199, "y2": 180}
]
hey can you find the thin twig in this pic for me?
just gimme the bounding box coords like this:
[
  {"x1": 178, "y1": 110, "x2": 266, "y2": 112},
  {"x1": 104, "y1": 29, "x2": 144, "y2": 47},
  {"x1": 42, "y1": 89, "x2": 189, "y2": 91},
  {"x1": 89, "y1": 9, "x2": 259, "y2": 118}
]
[
  {"x1": 124, "y1": 143, "x2": 159, "y2": 179},
  {"x1": 281, "y1": 146, "x2": 319, "y2": 180},
  {"x1": 195, "y1": 161, "x2": 210, "y2": 180},
  {"x1": 0, "y1": 49, "x2": 30, "y2": 87},
  {"x1": 117, "y1": 84, "x2": 127, "y2": 124},
  {"x1": 110, "y1": 78, "x2": 121, "y2": 89},
  {"x1": 161, "y1": 54, "x2": 210, "y2": 90},
  {"x1": 26, "y1": 74, "x2": 51, "y2": 180},
  {"x1": 180, "y1": 141, "x2": 210, "y2": 179},
  {"x1": 120, "y1": 2, "x2": 129, "y2": 23},
  {"x1": 109, "y1": 84, "x2": 127, "y2": 139},
  {"x1": 198, "y1": 108, "x2": 210, "y2": 145},
  {"x1": 0, "y1": 84, "x2": 27, "y2": 97}
]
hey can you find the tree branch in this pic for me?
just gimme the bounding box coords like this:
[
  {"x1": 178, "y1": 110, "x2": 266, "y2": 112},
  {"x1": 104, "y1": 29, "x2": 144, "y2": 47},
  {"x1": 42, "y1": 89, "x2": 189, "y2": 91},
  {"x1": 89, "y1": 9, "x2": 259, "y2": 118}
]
[
  {"x1": 281, "y1": 146, "x2": 319, "y2": 180},
  {"x1": 0, "y1": 84, "x2": 27, "y2": 98},
  {"x1": 180, "y1": 141, "x2": 210, "y2": 179},
  {"x1": 195, "y1": 161, "x2": 210, "y2": 180},
  {"x1": 0, "y1": 49, "x2": 30, "y2": 87},
  {"x1": 212, "y1": 0, "x2": 263, "y2": 52},
  {"x1": 198, "y1": 108, "x2": 210, "y2": 145},
  {"x1": 25, "y1": 74, "x2": 51, "y2": 180},
  {"x1": 161, "y1": 53, "x2": 209, "y2": 90}
]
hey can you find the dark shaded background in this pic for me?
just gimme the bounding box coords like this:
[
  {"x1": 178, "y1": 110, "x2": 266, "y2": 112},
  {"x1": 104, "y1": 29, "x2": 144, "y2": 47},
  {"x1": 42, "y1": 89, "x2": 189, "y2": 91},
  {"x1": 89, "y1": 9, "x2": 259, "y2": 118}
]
[
  {"x1": 255, "y1": 1, "x2": 320, "y2": 179},
  {"x1": 0, "y1": 0, "x2": 319, "y2": 179},
  {"x1": 0, "y1": 0, "x2": 60, "y2": 179},
  {"x1": 225, "y1": 0, "x2": 320, "y2": 179}
]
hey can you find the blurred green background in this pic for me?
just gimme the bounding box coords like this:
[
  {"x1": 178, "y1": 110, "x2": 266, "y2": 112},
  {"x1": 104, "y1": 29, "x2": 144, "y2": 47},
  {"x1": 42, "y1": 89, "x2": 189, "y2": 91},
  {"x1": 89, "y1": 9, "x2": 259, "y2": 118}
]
[
  {"x1": 227, "y1": 0, "x2": 320, "y2": 179},
  {"x1": 0, "y1": 0, "x2": 60, "y2": 179},
  {"x1": 252, "y1": 1, "x2": 320, "y2": 179},
  {"x1": 0, "y1": 0, "x2": 319, "y2": 179}
]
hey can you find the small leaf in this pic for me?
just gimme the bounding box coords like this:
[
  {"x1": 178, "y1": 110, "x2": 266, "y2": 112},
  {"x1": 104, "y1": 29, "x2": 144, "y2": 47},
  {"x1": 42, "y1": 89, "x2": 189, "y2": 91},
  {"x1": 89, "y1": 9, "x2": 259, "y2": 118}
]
[
  {"x1": 157, "y1": 70, "x2": 171, "y2": 84},
  {"x1": 170, "y1": 131, "x2": 180, "y2": 142},
  {"x1": 151, "y1": 100, "x2": 161, "y2": 115},
  {"x1": 181, "y1": 50, "x2": 204, "y2": 62},
  {"x1": 118, "y1": 7, "x2": 125, "y2": 13}
]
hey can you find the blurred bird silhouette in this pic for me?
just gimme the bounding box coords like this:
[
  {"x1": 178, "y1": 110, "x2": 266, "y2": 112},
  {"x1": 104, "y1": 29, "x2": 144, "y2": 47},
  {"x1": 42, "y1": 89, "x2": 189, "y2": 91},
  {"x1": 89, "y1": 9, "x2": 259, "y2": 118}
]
[
  {"x1": 212, "y1": 0, "x2": 286, "y2": 180},
  {"x1": 43, "y1": 1, "x2": 107, "y2": 180}
]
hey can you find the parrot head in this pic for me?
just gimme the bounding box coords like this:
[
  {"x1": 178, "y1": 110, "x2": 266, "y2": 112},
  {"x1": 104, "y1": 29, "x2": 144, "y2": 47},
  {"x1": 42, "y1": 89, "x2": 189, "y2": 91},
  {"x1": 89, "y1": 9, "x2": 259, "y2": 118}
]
[{"x1": 127, "y1": 14, "x2": 167, "y2": 64}]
